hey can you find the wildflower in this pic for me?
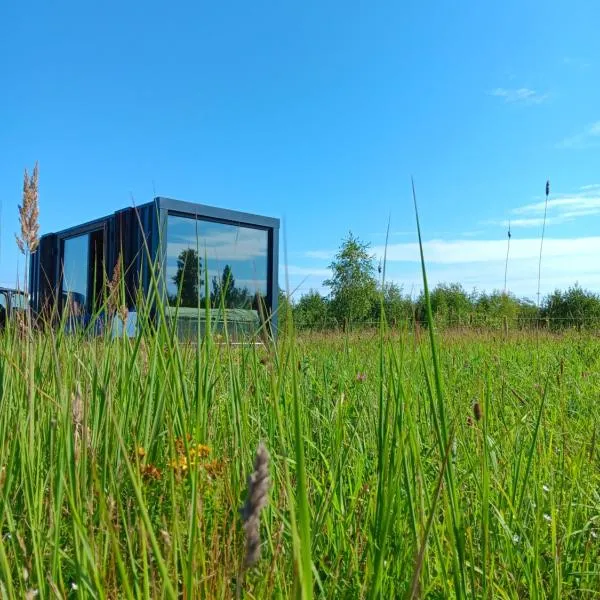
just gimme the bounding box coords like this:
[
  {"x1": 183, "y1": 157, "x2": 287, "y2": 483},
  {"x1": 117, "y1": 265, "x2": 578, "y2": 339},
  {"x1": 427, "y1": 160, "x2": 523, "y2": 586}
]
[
  {"x1": 140, "y1": 464, "x2": 162, "y2": 480},
  {"x1": 356, "y1": 372, "x2": 367, "y2": 382},
  {"x1": 194, "y1": 444, "x2": 211, "y2": 459},
  {"x1": 204, "y1": 458, "x2": 225, "y2": 478},
  {"x1": 70, "y1": 582, "x2": 78, "y2": 591},
  {"x1": 137, "y1": 447, "x2": 146, "y2": 458},
  {"x1": 512, "y1": 534, "x2": 520, "y2": 544},
  {"x1": 542, "y1": 484, "x2": 550, "y2": 493},
  {"x1": 240, "y1": 441, "x2": 271, "y2": 569},
  {"x1": 591, "y1": 530, "x2": 598, "y2": 540},
  {"x1": 543, "y1": 513, "x2": 552, "y2": 523}
]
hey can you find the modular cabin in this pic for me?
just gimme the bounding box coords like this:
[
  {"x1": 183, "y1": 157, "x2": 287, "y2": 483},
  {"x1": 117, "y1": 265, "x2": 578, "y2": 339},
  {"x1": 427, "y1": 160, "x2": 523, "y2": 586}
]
[
  {"x1": 29, "y1": 197, "x2": 280, "y2": 339},
  {"x1": 0, "y1": 287, "x2": 28, "y2": 329}
]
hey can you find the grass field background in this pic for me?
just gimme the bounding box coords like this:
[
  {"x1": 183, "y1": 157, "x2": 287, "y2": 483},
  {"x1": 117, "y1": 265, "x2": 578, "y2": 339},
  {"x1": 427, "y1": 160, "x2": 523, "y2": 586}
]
[{"x1": 1, "y1": 322, "x2": 599, "y2": 599}]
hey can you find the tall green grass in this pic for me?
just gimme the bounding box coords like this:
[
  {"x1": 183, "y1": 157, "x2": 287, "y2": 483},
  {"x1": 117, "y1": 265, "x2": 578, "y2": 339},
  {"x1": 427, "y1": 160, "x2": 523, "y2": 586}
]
[
  {"x1": 1, "y1": 209, "x2": 600, "y2": 597},
  {"x1": 0, "y1": 314, "x2": 599, "y2": 597}
]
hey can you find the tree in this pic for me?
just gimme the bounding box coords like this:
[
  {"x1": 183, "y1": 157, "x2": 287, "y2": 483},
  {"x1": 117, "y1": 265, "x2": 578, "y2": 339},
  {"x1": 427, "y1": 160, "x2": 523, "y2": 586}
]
[
  {"x1": 172, "y1": 248, "x2": 201, "y2": 307},
  {"x1": 324, "y1": 232, "x2": 378, "y2": 327},
  {"x1": 294, "y1": 289, "x2": 331, "y2": 329},
  {"x1": 416, "y1": 283, "x2": 473, "y2": 327},
  {"x1": 474, "y1": 290, "x2": 521, "y2": 327},
  {"x1": 211, "y1": 264, "x2": 246, "y2": 307},
  {"x1": 373, "y1": 282, "x2": 414, "y2": 326},
  {"x1": 542, "y1": 283, "x2": 600, "y2": 330}
]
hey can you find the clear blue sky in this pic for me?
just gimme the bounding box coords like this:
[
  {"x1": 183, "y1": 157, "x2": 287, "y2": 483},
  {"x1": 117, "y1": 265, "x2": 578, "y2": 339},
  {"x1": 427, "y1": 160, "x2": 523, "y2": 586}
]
[{"x1": 1, "y1": 0, "x2": 599, "y2": 301}]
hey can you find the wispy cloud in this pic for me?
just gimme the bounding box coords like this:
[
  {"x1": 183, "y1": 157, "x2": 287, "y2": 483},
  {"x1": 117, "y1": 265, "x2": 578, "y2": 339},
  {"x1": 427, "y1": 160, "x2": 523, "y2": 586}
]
[
  {"x1": 282, "y1": 265, "x2": 331, "y2": 278},
  {"x1": 557, "y1": 121, "x2": 600, "y2": 149},
  {"x1": 489, "y1": 87, "x2": 548, "y2": 105},
  {"x1": 305, "y1": 250, "x2": 335, "y2": 260},
  {"x1": 368, "y1": 237, "x2": 600, "y2": 264},
  {"x1": 485, "y1": 185, "x2": 600, "y2": 229},
  {"x1": 294, "y1": 236, "x2": 600, "y2": 299}
]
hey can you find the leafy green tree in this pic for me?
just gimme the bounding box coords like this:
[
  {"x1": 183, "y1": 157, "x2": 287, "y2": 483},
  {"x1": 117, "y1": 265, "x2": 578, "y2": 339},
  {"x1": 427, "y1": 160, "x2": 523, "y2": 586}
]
[
  {"x1": 172, "y1": 249, "x2": 201, "y2": 307},
  {"x1": 416, "y1": 282, "x2": 473, "y2": 326},
  {"x1": 474, "y1": 290, "x2": 521, "y2": 327},
  {"x1": 542, "y1": 283, "x2": 600, "y2": 330},
  {"x1": 294, "y1": 289, "x2": 331, "y2": 330},
  {"x1": 324, "y1": 232, "x2": 378, "y2": 327},
  {"x1": 210, "y1": 265, "x2": 251, "y2": 308},
  {"x1": 373, "y1": 282, "x2": 414, "y2": 326}
]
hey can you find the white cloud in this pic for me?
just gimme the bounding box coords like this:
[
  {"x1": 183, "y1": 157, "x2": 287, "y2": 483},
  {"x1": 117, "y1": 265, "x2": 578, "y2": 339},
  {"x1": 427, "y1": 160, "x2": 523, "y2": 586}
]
[
  {"x1": 287, "y1": 236, "x2": 600, "y2": 299},
  {"x1": 502, "y1": 218, "x2": 559, "y2": 228},
  {"x1": 304, "y1": 250, "x2": 335, "y2": 260},
  {"x1": 282, "y1": 265, "x2": 331, "y2": 278},
  {"x1": 369, "y1": 237, "x2": 600, "y2": 265},
  {"x1": 485, "y1": 185, "x2": 600, "y2": 229},
  {"x1": 166, "y1": 227, "x2": 268, "y2": 263},
  {"x1": 557, "y1": 121, "x2": 600, "y2": 149},
  {"x1": 490, "y1": 87, "x2": 548, "y2": 105}
]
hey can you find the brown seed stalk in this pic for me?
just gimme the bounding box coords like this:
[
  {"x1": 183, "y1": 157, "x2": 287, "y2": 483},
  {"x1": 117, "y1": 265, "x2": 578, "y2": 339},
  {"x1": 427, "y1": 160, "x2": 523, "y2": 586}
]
[
  {"x1": 16, "y1": 162, "x2": 40, "y2": 255},
  {"x1": 240, "y1": 441, "x2": 271, "y2": 569}
]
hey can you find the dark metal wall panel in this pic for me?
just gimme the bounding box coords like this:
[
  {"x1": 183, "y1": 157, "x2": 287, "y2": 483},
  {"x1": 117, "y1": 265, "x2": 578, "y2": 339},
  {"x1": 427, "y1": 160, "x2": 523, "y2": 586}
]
[{"x1": 39, "y1": 234, "x2": 58, "y2": 316}]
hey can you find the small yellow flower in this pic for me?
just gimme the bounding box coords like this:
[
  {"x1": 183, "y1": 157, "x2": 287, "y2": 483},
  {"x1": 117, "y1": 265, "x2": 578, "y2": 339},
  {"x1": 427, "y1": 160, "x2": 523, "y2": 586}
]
[
  {"x1": 137, "y1": 447, "x2": 146, "y2": 458},
  {"x1": 196, "y1": 444, "x2": 211, "y2": 458}
]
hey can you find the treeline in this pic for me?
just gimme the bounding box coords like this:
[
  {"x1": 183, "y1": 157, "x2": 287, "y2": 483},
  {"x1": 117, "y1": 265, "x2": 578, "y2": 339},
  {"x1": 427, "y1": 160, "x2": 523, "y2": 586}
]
[{"x1": 278, "y1": 233, "x2": 600, "y2": 332}]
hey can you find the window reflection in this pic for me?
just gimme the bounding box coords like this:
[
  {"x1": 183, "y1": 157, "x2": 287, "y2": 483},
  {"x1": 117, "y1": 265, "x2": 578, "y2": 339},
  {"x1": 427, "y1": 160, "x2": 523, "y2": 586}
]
[
  {"x1": 62, "y1": 234, "x2": 89, "y2": 312},
  {"x1": 165, "y1": 214, "x2": 269, "y2": 337}
]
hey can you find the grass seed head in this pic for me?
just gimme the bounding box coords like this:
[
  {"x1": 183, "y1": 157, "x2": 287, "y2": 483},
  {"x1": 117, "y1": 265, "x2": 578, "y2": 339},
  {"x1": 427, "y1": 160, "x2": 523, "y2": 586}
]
[
  {"x1": 240, "y1": 441, "x2": 271, "y2": 569},
  {"x1": 16, "y1": 162, "x2": 40, "y2": 255}
]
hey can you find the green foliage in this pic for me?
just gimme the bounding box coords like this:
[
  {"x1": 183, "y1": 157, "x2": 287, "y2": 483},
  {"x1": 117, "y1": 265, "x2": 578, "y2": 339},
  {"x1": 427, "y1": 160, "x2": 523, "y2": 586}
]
[
  {"x1": 172, "y1": 248, "x2": 201, "y2": 307},
  {"x1": 276, "y1": 289, "x2": 293, "y2": 334},
  {"x1": 293, "y1": 289, "x2": 331, "y2": 330},
  {"x1": 473, "y1": 290, "x2": 522, "y2": 327},
  {"x1": 210, "y1": 264, "x2": 252, "y2": 309},
  {"x1": 324, "y1": 232, "x2": 378, "y2": 327},
  {"x1": 372, "y1": 282, "x2": 414, "y2": 326},
  {"x1": 416, "y1": 282, "x2": 473, "y2": 326},
  {"x1": 542, "y1": 283, "x2": 600, "y2": 330},
  {"x1": 2, "y1": 313, "x2": 600, "y2": 597}
]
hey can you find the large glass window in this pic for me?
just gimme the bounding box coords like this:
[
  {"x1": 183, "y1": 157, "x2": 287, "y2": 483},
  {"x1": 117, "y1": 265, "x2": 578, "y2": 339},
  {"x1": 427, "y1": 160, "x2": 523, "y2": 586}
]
[
  {"x1": 165, "y1": 214, "x2": 269, "y2": 337},
  {"x1": 62, "y1": 234, "x2": 90, "y2": 313},
  {"x1": 60, "y1": 229, "x2": 105, "y2": 316}
]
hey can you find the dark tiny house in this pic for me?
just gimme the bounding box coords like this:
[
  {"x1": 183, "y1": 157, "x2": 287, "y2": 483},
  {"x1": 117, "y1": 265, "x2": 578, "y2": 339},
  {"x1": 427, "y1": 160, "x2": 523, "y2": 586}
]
[{"x1": 29, "y1": 197, "x2": 280, "y2": 339}]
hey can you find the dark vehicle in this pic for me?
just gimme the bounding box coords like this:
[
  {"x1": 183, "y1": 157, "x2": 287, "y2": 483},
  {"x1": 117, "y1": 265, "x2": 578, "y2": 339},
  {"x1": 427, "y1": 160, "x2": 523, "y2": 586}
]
[
  {"x1": 0, "y1": 287, "x2": 28, "y2": 329},
  {"x1": 29, "y1": 197, "x2": 280, "y2": 339}
]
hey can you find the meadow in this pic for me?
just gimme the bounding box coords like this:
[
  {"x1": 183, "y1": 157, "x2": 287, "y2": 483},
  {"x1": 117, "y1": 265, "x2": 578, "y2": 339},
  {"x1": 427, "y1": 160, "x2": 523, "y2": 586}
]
[{"x1": 0, "y1": 318, "x2": 599, "y2": 599}]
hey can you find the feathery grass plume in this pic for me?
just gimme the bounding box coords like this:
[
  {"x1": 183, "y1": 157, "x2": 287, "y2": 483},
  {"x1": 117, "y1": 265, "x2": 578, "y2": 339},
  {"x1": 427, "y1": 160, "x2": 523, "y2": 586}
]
[
  {"x1": 240, "y1": 441, "x2": 271, "y2": 569},
  {"x1": 106, "y1": 253, "x2": 122, "y2": 315},
  {"x1": 16, "y1": 162, "x2": 40, "y2": 255},
  {"x1": 106, "y1": 252, "x2": 129, "y2": 323}
]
